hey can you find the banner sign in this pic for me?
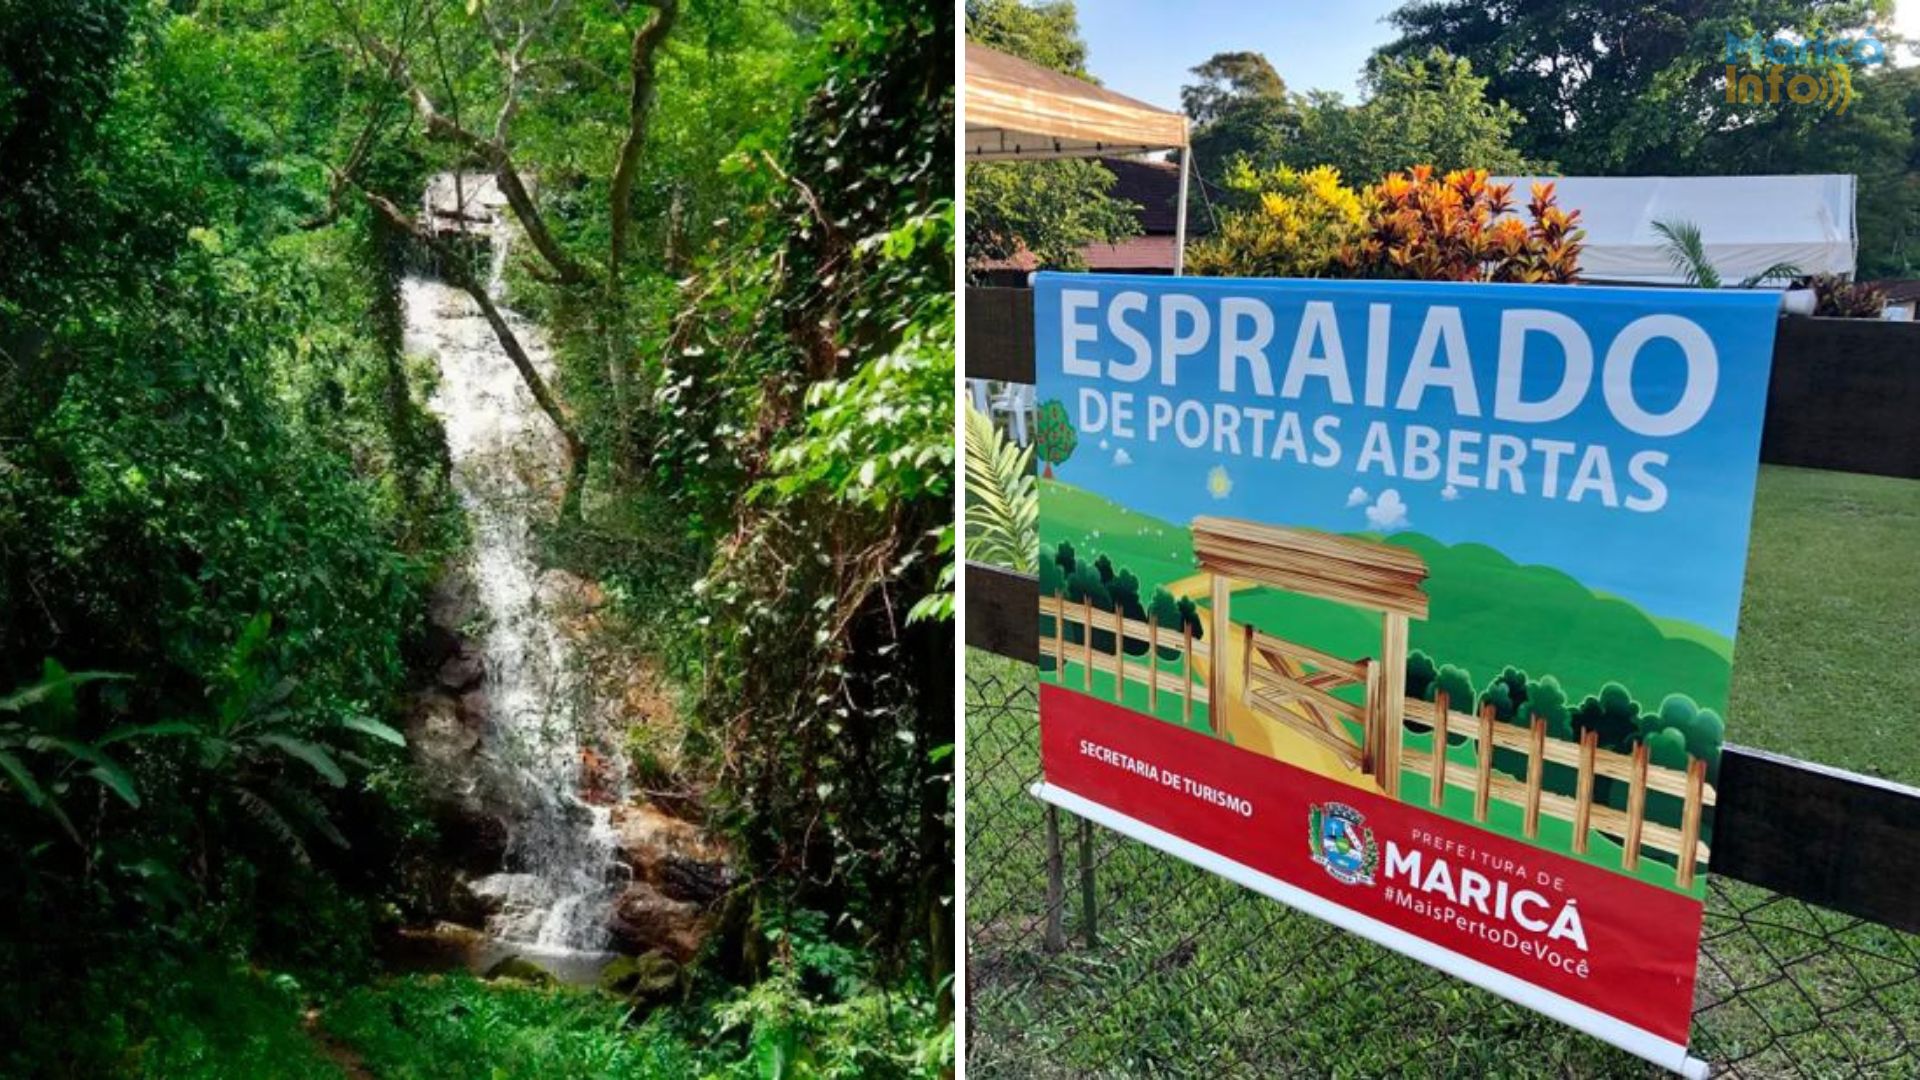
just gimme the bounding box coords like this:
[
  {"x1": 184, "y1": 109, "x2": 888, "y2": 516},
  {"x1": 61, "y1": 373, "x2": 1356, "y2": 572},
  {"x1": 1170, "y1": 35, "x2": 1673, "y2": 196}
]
[{"x1": 1031, "y1": 272, "x2": 1780, "y2": 1075}]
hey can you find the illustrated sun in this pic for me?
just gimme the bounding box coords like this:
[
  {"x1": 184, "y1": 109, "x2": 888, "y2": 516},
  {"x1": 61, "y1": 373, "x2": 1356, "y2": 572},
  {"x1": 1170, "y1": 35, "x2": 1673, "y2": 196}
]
[{"x1": 1207, "y1": 465, "x2": 1233, "y2": 500}]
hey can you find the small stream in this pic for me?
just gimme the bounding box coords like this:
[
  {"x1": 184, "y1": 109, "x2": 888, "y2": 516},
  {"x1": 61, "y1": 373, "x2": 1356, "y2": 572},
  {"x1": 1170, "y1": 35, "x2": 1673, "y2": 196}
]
[{"x1": 402, "y1": 174, "x2": 621, "y2": 968}]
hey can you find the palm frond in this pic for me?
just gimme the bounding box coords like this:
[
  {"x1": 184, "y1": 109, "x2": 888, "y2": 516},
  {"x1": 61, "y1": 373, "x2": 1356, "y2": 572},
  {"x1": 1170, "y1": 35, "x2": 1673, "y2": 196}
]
[
  {"x1": 1738, "y1": 262, "x2": 1805, "y2": 288},
  {"x1": 963, "y1": 403, "x2": 1038, "y2": 573},
  {"x1": 1651, "y1": 219, "x2": 1719, "y2": 289}
]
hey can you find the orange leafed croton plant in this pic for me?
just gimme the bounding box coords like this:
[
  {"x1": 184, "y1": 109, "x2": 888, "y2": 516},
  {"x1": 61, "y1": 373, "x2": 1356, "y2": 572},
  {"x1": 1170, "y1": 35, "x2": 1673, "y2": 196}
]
[{"x1": 1342, "y1": 167, "x2": 1585, "y2": 284}]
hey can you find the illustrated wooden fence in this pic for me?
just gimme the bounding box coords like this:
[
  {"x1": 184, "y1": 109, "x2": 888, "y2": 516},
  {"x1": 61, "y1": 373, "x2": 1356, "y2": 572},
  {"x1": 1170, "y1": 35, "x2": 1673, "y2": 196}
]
[
  {"x1": 1038, "y1": 595, "x2": 1717, "y2": 885},
  {"x1": 1037, "y1": 593, "x2": 1209, "y2": 725},
  {"x1": 1402, "y1": 692, "x2": 1716, "y2": 887}
]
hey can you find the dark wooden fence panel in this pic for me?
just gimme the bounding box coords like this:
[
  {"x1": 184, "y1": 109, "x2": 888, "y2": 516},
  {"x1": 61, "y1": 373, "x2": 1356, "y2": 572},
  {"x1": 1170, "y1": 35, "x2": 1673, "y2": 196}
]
[
  {"x1": 1763, "y1": 316, "x2": 1920, "y2": 478},
  {"x1": 966, "y1": 286, "x2": 1920, "y2": 481}
]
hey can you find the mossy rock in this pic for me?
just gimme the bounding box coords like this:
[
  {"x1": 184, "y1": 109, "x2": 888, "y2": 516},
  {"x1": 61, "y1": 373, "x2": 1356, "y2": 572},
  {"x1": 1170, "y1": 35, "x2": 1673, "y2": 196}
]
[
  {"x1": 483, "y1": 954, "x2": 555, "y2": 984},
  {"x1": 598, "y1": 950, "x2": 682, "y2": 1002}
]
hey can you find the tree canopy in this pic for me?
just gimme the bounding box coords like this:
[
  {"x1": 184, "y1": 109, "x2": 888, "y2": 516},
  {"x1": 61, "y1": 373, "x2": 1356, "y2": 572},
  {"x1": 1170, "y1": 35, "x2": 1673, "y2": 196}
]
[{"x1": 1377, "y1": 0, "x2": 1917, "y2": 274}]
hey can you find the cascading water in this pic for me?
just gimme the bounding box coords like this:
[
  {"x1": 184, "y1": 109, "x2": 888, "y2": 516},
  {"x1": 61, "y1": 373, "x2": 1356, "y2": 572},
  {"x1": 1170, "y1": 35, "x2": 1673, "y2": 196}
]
[{"x1": 403, "y1": 174, "x2": 621, "y2": 959}]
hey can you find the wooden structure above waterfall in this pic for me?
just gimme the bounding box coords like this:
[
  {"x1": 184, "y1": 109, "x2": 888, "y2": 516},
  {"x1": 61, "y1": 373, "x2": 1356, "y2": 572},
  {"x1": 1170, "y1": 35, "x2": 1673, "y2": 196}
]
[
  {"x1": 1190, "y1": 517, "x2": 1429, "y2": 797},
  {"x1": 423, "y1": 173, "x2": 513, "y2": 238}
]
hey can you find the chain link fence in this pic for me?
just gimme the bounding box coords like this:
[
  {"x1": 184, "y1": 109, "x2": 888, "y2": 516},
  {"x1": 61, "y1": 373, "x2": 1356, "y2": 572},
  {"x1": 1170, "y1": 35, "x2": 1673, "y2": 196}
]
[{"x1": 965, "y1": 654, "x2": 1920, "y2": 1078}]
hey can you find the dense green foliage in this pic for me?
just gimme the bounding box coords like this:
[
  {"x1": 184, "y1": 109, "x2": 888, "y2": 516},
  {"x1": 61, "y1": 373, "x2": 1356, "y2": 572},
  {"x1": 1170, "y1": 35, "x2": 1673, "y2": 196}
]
[
  {"x1": 3, "y1": 0, "x2": 952, "y2": 1070},
  {"x1": 0, "y1": 0, "x2": 456, "y2": 957},
  {"x1": 1185, "y1": 47, "x2": 1537, "y2": 191}
]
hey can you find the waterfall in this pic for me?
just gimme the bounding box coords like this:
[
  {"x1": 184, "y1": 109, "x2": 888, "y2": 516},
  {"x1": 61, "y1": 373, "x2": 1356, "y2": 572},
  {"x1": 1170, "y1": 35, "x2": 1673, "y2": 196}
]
[{"x1": 403, "y1": 174, "x2": 621, "y2": 957}]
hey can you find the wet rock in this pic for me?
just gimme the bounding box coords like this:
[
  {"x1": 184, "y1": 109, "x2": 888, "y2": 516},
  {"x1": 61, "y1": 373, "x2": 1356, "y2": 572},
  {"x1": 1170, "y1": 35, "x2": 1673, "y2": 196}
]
[
  {"x1": 537, "y1": 569, "x2": 606, "y2": 620},
  {"x1": 410, "y1": 693, "x2": 479, "y2": 760},
  {"x1": 610, "y1": 804, "x2": 733, "y2": 904},
  {"x1": 444, "y1": 872, "x2": 504, "y2": 927},
  {"x1": 658, "y1": 854, "x2": 734, "y2": 906},
  {"x1": 455, "y1": 688, "x2": 491, "y2": 729},
  {"x1": 414, "y1": 568, "x2": 483, "y2": 668},
  {"x1": 598, "y1": 950, "x2": 683, "y2": 1004},
  {"x1": 437, "y1": 641, "x2": 486, "y2": 692},
  {"x1": 380, "y1": 921, "x2": 490, "y2": 975},
  {"x1": 484, "y1": 954, "x2": 556, "y2": 984},
  {"x1": 606, "y1": 881, "x2": 707, "y2": 961}
]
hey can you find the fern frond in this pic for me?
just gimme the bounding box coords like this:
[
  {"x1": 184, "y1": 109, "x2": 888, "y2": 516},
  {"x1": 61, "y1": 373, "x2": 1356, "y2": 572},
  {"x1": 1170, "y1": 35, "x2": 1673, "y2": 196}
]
[
  {"x1": 233, "y1": 784, "x2": 311, "y2": 866},
  {"x1": 268, "y1": 778, "x2": 350, "y2": 850},
  {"x1": 963, "y1": 403, "x2": 1038, "y2": 573}
]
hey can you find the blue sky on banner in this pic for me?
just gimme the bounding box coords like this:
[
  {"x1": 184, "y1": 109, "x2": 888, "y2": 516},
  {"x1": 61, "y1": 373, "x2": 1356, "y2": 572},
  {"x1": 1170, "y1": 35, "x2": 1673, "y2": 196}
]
[{"x1": 1034, "y1": 274, "x2": 1781, "y2": 636}]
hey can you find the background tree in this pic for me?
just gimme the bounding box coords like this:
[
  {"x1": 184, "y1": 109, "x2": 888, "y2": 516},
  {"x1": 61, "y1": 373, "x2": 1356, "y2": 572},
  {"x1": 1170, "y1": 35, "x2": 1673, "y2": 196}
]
[
  {"x1": 1377, "y1": 0, "x2": 1916, "y2": 275},
  {"x1": 1183, "y1": 51, "x2": 1287, "y2": 124},
  {"x1": 964, "y1": 0, "x2": 1139, "y2": 277},
  {"x1": 1293, "y1": 49, "x2": 1538, "y2": 182},
  {"x1": 1182, "y1": 50, "x2": 1301, "y2": 187},
  {"x1": 966, "y1": 0, "x2": 1089, "y2": 75},
  {"x1": 1033, "y1": 398, "x2": 1078, "y2": 477}
]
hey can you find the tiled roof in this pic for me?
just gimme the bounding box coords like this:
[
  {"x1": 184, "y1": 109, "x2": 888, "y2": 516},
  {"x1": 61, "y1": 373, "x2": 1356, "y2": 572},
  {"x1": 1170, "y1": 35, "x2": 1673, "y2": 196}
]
[{"x1": 1080, "y1": 235, "x2": 1180, "y2": 272}]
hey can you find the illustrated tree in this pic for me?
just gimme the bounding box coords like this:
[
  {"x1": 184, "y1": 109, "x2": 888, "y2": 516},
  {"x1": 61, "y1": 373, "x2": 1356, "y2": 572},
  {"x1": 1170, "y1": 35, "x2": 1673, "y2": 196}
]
[
  {"x1": 1573, "y1": 682, "x2": 1641, "y2": 753},
  {"x1": 1646, "y1": 693, "x2": 1725, "y2": 778},
  {"x1": 1034, "y1": 399, "x2": 1078, "y2": 478},
  {"x1": 1405, "y1": 650, "x2": 1439, "y2": 701},
  {"x1": 1038, "y1": 544, "x2": 1065, "y2": 670}
]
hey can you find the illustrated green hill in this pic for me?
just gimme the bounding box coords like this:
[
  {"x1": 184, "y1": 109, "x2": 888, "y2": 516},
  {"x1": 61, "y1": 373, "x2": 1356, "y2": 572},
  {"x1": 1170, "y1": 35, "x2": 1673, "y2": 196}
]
[{"x1": 1039, "y1": 479, "x2": 1733, "y2": 713}]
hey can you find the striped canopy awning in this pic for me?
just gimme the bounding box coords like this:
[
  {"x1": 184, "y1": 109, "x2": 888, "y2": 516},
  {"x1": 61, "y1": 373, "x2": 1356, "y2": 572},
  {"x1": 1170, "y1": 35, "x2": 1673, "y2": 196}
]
[{"x1": 965, "y1": 42, "x2": 1187, "y2": 161}]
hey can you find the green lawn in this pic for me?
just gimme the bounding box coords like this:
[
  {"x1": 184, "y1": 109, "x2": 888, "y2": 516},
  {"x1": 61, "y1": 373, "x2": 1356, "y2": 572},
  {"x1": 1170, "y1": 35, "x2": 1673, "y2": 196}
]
[{"x1": 1729, "y1": 466, "x2": 1920, "y2": 782}]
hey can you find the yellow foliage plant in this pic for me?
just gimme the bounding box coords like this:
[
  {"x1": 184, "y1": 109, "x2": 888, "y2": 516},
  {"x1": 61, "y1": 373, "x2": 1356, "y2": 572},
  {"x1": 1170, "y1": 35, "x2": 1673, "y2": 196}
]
[{"x1": 1187, "y1": 162, "x2": 1366, "y2": 279}]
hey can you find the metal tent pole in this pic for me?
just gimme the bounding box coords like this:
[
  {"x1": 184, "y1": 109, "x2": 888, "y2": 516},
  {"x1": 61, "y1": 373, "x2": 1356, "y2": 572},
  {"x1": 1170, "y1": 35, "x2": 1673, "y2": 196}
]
[{"x1": 1173, "y1": 148, "x2": 1191, "y2": 277}]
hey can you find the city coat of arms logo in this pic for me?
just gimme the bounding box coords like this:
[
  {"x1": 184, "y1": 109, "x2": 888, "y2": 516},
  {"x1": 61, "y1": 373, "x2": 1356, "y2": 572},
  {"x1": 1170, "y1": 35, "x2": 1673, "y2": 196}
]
[{"x1": 1308, "y1": 802, "x2": 1379, "y2": 886}]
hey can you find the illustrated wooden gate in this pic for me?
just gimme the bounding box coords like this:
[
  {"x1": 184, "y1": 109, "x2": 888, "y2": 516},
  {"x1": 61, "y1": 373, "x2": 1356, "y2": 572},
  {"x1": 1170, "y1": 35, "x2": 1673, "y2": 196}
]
[{"x1": 1190, "y1": 516, "x2": 1429, "y2": 797}]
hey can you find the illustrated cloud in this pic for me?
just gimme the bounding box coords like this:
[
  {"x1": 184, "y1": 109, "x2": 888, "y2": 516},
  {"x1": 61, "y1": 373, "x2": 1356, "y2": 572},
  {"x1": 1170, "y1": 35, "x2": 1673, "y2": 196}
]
[
  {"x1": 1365, "y1": 489, "x2": 1410, "y2": 531},
  {"x1": 1345, "y1": 486, "x2": 1369, "y2": 508},
  {"x1": 1441, "y1": 485, "x2": 1460, "y2": 501},
  {"x1": 1113, "y1": 448, "x2": 1133, "y2": 467}
]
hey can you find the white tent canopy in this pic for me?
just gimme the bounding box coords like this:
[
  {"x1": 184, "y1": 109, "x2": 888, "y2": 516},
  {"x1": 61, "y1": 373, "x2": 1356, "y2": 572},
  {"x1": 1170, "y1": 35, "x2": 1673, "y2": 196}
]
[
  {"x1": 1493, "y1": 174, "x2": 1857, "y2": 285},
  {"x1": 965, "y1": 42, "x2": 1188, "y2": 161},
  {"x1": 965, "y1": 41, "x2": 1193, "y2": 274}
]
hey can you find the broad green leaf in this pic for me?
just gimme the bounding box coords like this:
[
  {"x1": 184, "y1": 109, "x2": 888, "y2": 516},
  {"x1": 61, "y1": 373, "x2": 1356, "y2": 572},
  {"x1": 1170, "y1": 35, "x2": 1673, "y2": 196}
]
[
  {"x1": 26, "y1": 736, "x2": 140, "y2": 808},
  {"x1": 0, "y1": 668, "x2": 130, "y2": 713},
  {"x1": 254, "y1": 734, "x2": 346, "y2": 787},
  {"x1": 342, "y1": 715, "x2": 406, "y2": 747},
  {"x1": 97, "y1": 721, "x2": 201, "y2": 746},
  {"x1": 0, "y1": 749, "x2": 48, "y2": 807}
]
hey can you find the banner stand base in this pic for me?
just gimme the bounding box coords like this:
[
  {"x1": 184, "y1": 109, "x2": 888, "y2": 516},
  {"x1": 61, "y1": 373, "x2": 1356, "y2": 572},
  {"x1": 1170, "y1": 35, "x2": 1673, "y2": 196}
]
[{"x1": 1029, "y1": 781, "x2": 1711, "y2": 1080}]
